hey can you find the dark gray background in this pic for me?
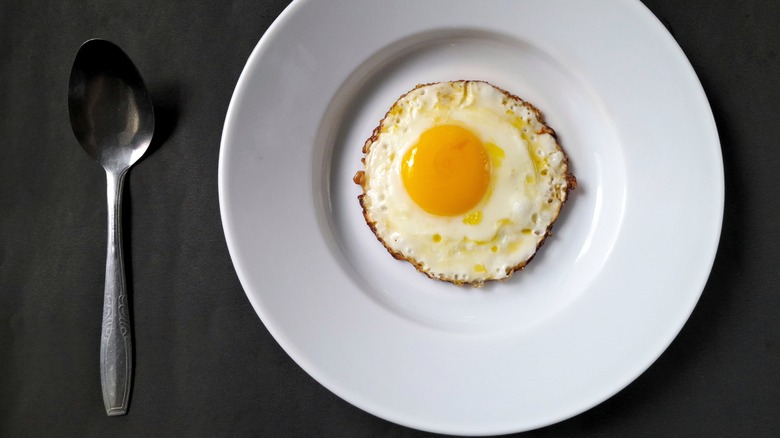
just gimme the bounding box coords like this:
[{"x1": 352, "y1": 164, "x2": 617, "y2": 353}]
[{"x1": 1, "y1": 0, "x2": 778, "y2": 436}]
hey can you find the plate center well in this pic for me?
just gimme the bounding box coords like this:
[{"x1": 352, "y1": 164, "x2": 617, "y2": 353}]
[{"x1": 314, "y1": 29, "x2": 626, "y2": 333}]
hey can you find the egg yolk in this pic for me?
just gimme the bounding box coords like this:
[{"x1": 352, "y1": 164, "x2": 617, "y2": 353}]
[{"x1": 401, "y1": 124, "x2": 490, "y2": 216}]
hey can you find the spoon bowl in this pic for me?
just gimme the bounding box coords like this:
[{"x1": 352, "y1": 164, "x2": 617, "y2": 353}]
[
  {"x1": 69, "y1": 39, "x2": 154, "y2": 171},
  {"x1": 68, "y1": 38, "x2": 154, "y2": 416}
]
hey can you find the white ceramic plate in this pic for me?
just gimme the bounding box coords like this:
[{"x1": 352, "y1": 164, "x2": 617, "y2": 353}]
[{"x1": 219, "y1": 0, "x2": 723, "y2": 435}]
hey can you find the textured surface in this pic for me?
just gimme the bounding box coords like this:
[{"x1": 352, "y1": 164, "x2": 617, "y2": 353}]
[{"x1": 1, "y1": 0, "x2": 778, "y2": 436}]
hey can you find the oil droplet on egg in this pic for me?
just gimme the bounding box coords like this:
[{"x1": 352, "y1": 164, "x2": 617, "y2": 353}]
[
  {"x1": 463, "y1": 210, "x2": 483, "y2": 225},
  {"x1": 484, "y1": 142, "x2": 505, "y2": 169}
]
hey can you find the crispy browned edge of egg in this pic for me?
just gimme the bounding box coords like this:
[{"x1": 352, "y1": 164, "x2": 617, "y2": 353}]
[{"x1": 352, "y1": 80, "x2": 578, "y2": 287}]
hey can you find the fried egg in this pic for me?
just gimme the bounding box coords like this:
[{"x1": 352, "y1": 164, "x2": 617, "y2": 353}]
[{"x1": 354, "y1": 81, "x2": 575, "y2": 286}]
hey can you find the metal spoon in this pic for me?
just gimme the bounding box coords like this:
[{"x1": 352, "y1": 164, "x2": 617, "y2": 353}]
[{"x1": 68, "y1": 39, "x2": 154, "y2": 416}]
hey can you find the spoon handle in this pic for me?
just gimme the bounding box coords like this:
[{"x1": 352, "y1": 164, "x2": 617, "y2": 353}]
[{"x1": 100, "y1": 168, "x2": 133, "y2": 416}]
